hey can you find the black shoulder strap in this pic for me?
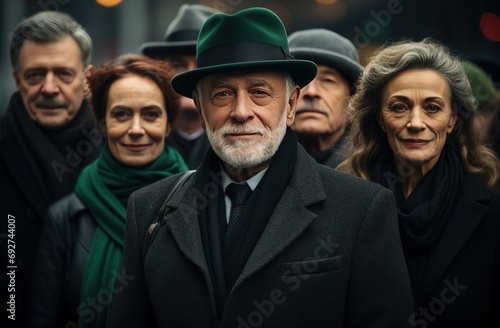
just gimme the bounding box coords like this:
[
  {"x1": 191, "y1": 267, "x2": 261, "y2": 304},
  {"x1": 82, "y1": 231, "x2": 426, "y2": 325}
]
[{"x1": 142, "y1": 170, "x2": 195, "y2": 259}]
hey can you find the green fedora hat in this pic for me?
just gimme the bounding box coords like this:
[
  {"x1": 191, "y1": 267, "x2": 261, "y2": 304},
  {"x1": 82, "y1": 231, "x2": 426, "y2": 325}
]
[{"x1": 171, "y1": 7, "x2": 317, "y2": 98}]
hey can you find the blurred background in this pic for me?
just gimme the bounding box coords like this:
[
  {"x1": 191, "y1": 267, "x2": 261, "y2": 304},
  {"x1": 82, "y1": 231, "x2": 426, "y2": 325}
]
[{"x1": 1, "y1": 0, "x2": 499, "y2": 113}]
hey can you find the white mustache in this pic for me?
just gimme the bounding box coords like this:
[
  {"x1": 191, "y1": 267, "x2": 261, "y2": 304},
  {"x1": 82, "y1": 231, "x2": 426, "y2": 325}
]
[{"x1": 217, "y1": 125, "x2": 266, "y2": 135}]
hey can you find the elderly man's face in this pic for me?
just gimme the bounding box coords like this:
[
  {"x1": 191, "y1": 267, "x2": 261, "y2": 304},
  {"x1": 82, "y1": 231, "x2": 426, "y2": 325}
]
[
  {"x1": 194, "y1": 71, "x2": 299, "y2": 168},
  {"x1": 292, "y1": 64, "x2": 350, "y2": 138},
  {"x1": 13, "y1": 36, "x2": 90, "y2": 129}
]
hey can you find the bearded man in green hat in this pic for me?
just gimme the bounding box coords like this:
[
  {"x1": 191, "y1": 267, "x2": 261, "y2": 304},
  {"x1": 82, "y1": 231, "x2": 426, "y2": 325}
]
[{"x1": 110, "y1": 7, "x2": 414, "y2": 327}]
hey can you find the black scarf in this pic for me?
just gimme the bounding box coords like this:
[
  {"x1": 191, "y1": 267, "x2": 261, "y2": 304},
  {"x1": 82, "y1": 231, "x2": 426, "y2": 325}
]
[
  {"x1": 0, "y1": 92, "x2": 100, "y2": 219},
  {"x1": 198, "y1": 128, "x2": 297, "y2": 317},
  {"x1": 372, "y1": 142, "x2": 464, "y2": 251},
  {"x1": 308, "y1": 132, "x2": 347, "y2": 168},
  {"x1": 371, "y1": 142, "x2": 464, "y2": 298}
]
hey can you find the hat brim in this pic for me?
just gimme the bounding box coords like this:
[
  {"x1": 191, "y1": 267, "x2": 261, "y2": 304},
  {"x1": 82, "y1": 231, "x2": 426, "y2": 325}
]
[
  {"x1": 171, "y1": 59, "x2": 317, "y2": 98},
  {"x1": 140, "y1": 41, "x2": 196, "y2": 58},
  {"x1": 290, "y1": 47, "x2": 363, "y2": 87}
]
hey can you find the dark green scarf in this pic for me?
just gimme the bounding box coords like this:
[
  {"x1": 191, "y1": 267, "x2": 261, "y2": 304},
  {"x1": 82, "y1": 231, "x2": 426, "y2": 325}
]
[{"x1": 75, "y1": 144, "x2": 187, "y2": 328}]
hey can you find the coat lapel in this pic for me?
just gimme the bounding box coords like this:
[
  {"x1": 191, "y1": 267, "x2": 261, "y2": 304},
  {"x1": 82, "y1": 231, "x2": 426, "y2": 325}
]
[
  {"x1": 234, "y1": 147, "x2": 327, "y2": 288},
  {"x1": 164, "y1": 176, "x2": 211, "y2": 280},
  {"x1": 418, "y1": 173, "x2": 490, "y2": 300}
]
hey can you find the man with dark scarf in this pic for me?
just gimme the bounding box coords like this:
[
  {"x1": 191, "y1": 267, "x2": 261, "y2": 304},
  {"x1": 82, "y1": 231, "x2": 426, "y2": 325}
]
[
  {"x1": 0, "y1": 11, "x2": 100, "y2": 326},
  {"x1": 110, "y1": 8, "x2": 414, "y2": 327}
]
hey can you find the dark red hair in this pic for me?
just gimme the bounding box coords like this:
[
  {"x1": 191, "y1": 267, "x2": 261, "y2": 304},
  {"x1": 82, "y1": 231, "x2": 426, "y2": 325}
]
[{"x1": 89, "y1": 54, "x2": 180, "y2": 130}]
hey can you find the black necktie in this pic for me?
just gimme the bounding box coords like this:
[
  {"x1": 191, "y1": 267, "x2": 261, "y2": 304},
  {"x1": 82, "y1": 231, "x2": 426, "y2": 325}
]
[{"x1": 225, "y1": 183, "x2": 252, "y2": 243}]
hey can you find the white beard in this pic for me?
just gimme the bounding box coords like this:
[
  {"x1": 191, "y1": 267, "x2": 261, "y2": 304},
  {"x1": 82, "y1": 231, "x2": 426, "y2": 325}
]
[{"x1": 206, "y1": 109, "x2": 288, "y2": 169}]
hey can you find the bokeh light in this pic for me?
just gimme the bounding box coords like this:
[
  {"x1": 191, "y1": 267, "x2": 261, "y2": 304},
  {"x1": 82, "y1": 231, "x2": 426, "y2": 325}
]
[
  {"x1": 96, "y1": 0, "x2": 123, "y2": 8},
  {"x1": 480, "y1": 13, "x2": 500, "y2": 42},
  {"x1": 314, "y1": 0, "x2": 338, "y2": 4}
]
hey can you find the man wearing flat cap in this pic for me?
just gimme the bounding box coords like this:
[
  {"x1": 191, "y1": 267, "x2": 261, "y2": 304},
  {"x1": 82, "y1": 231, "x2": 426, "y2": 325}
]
[
  {"x1": 288, "y1": 28, "x2": 363, "y2": 168},
  {"x1": 111, "y1": 7, "x2": 413, "y2": 327},
  {"x1": 140, "y1": 4, "x2": 217, "y2": 169}
]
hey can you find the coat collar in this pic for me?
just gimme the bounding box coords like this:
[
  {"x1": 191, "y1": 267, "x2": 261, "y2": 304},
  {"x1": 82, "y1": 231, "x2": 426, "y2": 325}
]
[
  {"x1": 162, "y1": 144, "x2": 326, "y2": 297},
  {"x1": 418, "y1": 172, "x2": 491, "y2": 301}
]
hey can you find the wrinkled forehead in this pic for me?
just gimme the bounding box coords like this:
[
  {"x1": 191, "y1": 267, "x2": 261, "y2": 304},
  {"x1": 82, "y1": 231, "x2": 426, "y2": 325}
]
[
  {"x1": 17, "y1": 37, "x2": 85, "y2": 71},
  {"x1": 198, "y1": 70, "x2": 288, "y2": 89}
]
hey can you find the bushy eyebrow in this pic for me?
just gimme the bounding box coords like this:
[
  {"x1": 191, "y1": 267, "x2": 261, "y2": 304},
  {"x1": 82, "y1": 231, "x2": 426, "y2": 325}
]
[
  {"x1": 206, "y1": 78, "x2": 274, "y2": 94},
  {"x1": 211, "y1": 78, "x2": 271, "y2": 87},
  {"x1": 211, "y1": 81, "x2": 231, "y2": 89},
  {"x1": 23, "y1": 65, "x2": 76, "y2": 72},
  {"x1": 246, "y1": 79, "x2": 271, "y2": 87}
]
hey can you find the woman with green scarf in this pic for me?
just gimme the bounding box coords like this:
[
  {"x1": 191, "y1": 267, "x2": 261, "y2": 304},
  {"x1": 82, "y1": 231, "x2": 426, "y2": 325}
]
[{"x1": 28, "y1": 54, "x2": 188, "y2": 327}]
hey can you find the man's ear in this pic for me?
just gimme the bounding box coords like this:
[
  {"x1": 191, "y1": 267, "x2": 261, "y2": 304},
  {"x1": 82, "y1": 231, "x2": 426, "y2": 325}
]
[
  {"x1": 193, "y1": 91, "x2": 206, "y2": 130},
  {"x1": 83, "y1": 65, "x2": 93, "y2": 98},
  {"x1": 286, "y1": 86, "x2": 300, "y2": 126},
  {"x1": 13, "y1": 69, "x2": 21, "y2": 91}
]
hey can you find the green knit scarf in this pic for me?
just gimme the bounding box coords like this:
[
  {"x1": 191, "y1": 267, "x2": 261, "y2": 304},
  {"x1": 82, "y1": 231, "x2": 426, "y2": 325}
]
[{"x1": 75, "y1": 144, "x2": 188, "y2": 327}]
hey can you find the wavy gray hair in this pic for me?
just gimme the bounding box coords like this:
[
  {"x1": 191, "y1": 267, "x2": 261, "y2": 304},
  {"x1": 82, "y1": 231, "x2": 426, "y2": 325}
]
[{"x1": 337, "y1": 38, "x2": 500, "y2": 190}]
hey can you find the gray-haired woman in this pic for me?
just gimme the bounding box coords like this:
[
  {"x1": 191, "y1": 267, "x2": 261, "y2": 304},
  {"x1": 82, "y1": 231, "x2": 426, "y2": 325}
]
[{"x1": 338, "y1": 38, "x2": 500, "y2": 327}]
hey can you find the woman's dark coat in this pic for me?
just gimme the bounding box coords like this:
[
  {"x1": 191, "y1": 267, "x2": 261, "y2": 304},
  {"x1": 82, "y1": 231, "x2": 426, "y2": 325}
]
[{"x1": 408, "y1": 172, "x2": 500, "y2": 327}]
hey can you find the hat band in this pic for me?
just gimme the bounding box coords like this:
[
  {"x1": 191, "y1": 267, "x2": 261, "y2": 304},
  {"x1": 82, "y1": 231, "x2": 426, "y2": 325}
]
[
  {"x1": 197, "y1": 42, "x2": 294, "y2": 68},
  {"x1": 166, "y1": 30, "x2": 199, "y2": 42}
]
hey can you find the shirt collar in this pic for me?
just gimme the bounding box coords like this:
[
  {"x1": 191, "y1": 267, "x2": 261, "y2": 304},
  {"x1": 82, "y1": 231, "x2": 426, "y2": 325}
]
[{"x1": 220, "y1": 165, "x2": 268, "y2": 192}]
